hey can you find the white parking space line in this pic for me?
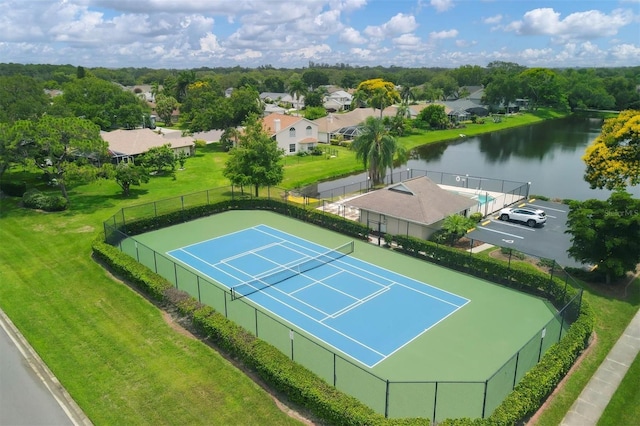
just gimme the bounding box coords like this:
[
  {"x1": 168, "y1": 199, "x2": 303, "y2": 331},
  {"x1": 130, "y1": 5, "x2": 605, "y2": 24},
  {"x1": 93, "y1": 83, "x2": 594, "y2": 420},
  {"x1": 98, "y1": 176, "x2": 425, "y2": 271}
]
[
  {"x1": 525, "y1": 203, "x2": 567, "y2": 213},
  {"x1": 489, "y1": 219, "x2": 537, "y2": 231},
  {"x1": 476, "y1": 226, "x2": 525, "y2": 239}
]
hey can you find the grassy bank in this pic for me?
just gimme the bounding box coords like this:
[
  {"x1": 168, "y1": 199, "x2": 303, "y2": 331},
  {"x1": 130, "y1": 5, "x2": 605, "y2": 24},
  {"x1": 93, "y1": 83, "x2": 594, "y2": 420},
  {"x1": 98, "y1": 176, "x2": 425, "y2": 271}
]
[{"x1": 3, "y1": 107, "x2": 635, "y2": 425}]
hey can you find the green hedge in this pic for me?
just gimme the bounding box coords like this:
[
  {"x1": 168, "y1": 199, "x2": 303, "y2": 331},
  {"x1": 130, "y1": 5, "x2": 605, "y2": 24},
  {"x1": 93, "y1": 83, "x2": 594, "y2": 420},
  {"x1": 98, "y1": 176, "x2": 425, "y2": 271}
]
[
  {"x1": 118, "y1": 198, "x2": 370, "y2": 241},
  {"x1": 92, "y1": 234, "x2": 428, "y2": 426},
  {"x1": 97, "y1": 199, "x2": 595, "y2": 425}
]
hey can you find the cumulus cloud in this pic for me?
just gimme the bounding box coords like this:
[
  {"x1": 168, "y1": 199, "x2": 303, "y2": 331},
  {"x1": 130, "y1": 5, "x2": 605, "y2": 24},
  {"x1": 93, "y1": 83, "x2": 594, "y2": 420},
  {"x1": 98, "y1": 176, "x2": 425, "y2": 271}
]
[
  {"x1": 364, "y1": 13, "x2": 418, "y2": 39},
  {"x1": 483, "y1": 14, "x2": 502, "y2": 25},
  {"x1": 0, "y1": 1, "x2": 637, "y2": 69},
  {"x1": 393, "y1": 33, "x2": 422, "y2": 50},
  {"x1": 431, "y1": 0, "x2": 454, "y2": 13},
  {"x1": 340, "y1": 27, "x2": 366, "y2": 44},
  {"x1": 429, "y1": 29, "x2": 458, "y2": 41},
  {"x1": 507, "y1": 8, "x2": 634, "y2": 42}
]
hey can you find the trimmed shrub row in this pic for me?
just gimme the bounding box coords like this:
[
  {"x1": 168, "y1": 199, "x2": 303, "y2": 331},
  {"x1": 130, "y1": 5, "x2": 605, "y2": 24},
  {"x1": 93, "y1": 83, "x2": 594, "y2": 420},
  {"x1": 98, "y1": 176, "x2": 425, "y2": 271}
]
[
  {"x1": 97, "y1": 199, "x2": 594, "y2": 425},
  {"x1": 92, "y1": 234, "x2": 429, "y2": 426}
]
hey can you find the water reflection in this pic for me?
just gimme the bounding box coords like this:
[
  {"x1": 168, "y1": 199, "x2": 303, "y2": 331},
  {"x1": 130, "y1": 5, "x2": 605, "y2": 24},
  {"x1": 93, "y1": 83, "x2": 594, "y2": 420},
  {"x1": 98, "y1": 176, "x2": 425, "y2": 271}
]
[{"x1": 316, "y1": 116, "x2": 638, "y2": 201}]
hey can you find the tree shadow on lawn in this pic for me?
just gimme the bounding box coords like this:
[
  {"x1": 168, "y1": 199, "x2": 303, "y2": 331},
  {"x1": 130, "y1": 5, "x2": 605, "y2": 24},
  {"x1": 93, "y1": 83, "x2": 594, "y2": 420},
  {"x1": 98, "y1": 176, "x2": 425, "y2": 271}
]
[{"x1": 67, "y1": 188, "x2": 150, "y2": 213}]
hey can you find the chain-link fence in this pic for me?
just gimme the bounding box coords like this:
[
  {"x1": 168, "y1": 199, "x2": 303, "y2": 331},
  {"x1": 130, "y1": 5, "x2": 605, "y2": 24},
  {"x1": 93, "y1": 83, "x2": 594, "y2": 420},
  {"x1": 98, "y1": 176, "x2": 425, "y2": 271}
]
[{"x1": 103, "y1": 186, "x2": 584, "y2": 421}]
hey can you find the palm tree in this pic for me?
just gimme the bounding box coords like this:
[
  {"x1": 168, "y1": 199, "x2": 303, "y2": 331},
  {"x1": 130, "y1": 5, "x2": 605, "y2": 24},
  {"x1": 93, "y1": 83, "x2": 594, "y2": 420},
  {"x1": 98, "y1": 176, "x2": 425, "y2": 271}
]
[
  {"x1": 351, "y1": 116, "x2": 398, "y2": 186},
  {"x1": 287, "y1": 79, "x2": 307, "y2": 108},
  {"x1": 400, "y1": 85, "x2": 415, "y2": 105}
]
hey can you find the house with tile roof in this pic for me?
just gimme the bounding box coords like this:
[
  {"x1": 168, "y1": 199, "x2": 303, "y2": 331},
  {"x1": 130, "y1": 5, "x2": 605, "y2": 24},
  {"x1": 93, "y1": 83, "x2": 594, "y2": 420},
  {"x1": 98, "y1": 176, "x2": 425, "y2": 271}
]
[
  {"x1": 345, "y1": 176, "x2": 479, "y2": 240},
  {"x1": 262, "y1": 113, "x2": 319, "y2": 155},
  {"x1": 101, "y1": 128, "x2": 195, "y2": 163}
]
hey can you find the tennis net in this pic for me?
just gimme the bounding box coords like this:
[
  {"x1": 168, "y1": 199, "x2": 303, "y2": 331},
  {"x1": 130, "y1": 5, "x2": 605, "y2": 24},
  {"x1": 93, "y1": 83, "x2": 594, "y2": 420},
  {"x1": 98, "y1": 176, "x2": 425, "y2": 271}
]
[{"x1": 230, "y1": 240, "x2": 354, "y2": 300}]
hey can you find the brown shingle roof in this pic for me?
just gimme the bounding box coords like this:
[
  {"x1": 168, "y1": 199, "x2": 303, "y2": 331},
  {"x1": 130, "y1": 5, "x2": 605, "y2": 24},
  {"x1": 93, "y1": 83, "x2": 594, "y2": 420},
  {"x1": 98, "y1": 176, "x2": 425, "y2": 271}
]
[
  {"x1": 101, "y1": 128, "x2": 194, "y2": 156},
  {"x1": 346, "y1": 176, "x2": 477, "y2": 225},
  {"x1": 262, "y1": 113, "x2": 303, "y2": 135}
]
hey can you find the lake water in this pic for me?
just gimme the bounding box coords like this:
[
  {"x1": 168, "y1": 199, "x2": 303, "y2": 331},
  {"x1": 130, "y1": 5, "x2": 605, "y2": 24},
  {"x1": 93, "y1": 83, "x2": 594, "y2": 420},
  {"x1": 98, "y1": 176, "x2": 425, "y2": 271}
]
[{"x1": 318, "y1": 115, "x2": 640, "y2": 201}]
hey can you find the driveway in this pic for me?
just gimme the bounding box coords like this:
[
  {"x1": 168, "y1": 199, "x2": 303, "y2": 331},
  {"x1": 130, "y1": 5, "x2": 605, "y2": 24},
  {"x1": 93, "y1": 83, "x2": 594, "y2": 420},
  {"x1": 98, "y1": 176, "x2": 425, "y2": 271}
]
[{"x1": 467, "y1": 199, "x2": 585, "y2": 269}]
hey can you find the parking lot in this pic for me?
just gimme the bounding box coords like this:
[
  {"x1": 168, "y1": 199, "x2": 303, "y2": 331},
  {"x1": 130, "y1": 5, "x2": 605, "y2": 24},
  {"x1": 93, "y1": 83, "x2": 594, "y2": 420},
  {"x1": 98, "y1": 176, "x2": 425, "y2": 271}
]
[{"x1": 467, "y1": 199, "x2": 584, "y2": 268}]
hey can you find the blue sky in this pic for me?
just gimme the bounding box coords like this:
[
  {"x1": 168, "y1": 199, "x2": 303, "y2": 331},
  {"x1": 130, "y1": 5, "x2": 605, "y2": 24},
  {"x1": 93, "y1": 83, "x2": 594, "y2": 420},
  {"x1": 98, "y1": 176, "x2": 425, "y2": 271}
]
[{"x1": 0, "y1": 0, "x2": 638, "y2": 69}]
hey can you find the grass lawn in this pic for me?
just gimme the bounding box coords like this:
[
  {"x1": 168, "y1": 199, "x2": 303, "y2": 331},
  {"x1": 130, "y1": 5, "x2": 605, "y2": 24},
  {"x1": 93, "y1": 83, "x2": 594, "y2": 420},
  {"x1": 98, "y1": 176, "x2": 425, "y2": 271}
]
[
  {"x1": 2, "y1": 107, "x2": 637, "y2": 424},
  {"x1": 598, "y1": 353, "x2": 640, "y2": 425}
]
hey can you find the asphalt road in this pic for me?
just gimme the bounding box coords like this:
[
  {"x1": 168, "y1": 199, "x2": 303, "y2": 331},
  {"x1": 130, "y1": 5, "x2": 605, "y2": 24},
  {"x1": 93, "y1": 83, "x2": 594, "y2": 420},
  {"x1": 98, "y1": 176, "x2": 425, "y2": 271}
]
[
  {"x1": 467, "y1": 199, "x2": 585, "y2": 269},
  {"x1": 0, "y1": 309, "x2": 88, "y2": 426}
]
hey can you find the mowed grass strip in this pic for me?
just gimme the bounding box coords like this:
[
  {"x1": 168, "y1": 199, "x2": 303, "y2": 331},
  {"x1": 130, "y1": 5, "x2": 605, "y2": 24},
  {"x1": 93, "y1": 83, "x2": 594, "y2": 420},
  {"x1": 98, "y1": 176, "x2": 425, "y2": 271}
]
[
  {"x1": 0, "y1": 199, "x2": 301, "y2": 425},
  {"x1": 598, "y1": 350, "x2": 640, "y2": 425}
]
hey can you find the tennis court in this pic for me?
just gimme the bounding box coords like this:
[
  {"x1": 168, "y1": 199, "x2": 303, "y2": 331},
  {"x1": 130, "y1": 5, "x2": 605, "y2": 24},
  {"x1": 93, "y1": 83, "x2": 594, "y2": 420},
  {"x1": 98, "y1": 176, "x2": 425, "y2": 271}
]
[{"x1": 168, "y1": 224, "x2": 469, "y2": 367}]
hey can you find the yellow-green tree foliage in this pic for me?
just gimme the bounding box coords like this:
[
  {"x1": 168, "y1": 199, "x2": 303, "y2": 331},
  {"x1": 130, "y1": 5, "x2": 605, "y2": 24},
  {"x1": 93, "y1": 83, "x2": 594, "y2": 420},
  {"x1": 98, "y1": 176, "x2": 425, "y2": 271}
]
[
  {"x1": 583, "y1": 109, "x2": 640, "y2": 190},
  {"x1": 353, "y1": 78, "x2": 400, "y2": 114}
]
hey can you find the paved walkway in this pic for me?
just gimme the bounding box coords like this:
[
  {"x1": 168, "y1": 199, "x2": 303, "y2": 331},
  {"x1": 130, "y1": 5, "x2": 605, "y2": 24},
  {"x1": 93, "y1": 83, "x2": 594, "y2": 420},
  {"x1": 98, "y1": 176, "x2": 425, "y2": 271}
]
[{"x1": 561, "y1": 306, "x2": 640, "y2": 425}]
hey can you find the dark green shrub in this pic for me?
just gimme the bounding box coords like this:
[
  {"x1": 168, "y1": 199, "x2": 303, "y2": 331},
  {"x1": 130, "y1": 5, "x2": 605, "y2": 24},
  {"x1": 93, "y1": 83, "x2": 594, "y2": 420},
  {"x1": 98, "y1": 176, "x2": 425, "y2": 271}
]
[
  {"x1": 0, "y1": 180, "x2": 27, "y2": 197},
  {"x1": 470, "y1": 212, "x2": 483, "y2": 223},
  {"x1": 22, "y1": 189, "x2": 68, "y2": 211}
]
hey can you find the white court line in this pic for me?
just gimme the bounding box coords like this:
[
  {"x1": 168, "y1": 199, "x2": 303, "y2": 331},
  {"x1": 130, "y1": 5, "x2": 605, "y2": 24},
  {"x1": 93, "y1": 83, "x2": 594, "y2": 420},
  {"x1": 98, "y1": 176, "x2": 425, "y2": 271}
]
[
  {"x1": 369, "y1": 299, "x2": 471, "y2": 368},
  {"x1": 325, "y1": 285, "x2": 391, "y2": 319},
  {"x1": 247, "y1": 282, "x2": 387, "y2": 359},
  {"x1": 189, "y1": 224, "x2": 469, "y2": 365}
]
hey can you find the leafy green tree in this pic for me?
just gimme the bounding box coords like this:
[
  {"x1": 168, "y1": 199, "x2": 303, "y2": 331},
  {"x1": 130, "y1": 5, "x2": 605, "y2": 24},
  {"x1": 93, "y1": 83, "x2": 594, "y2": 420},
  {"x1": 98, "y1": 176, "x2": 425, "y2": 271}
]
[
  {"x1": 482, "y1": 61, "x2": 525, "y2": 111},
  {"x1": 175, "y1": 70, "x2": 196, "y2": 102},
  {"x1": 351, "y1": 116, "x2": 399, "y2": 185},
  {"x1": 518, "y1": 68, "x2": 566, "y2": 110},
  {"x1": 139, "y1": 144, "x2": 176, "y2": 174},
  {"x1": 112, "y1": 162, "x2": 149, "y2": 196},
  {"x1": 583, "y1": 110, "x2": 640, "y2": 190},
  {"x1": 417, "y1": 104, "x2": 448, "y2": 129},
  {"x1": 229, "y1": 87, "x2": 263, "y2": 125},
  {"x1": 264, "y1": 76, "x2": 285, "y2": 92},
  {"x1": 155, "y1": 94, "x2": 179, "y2": 125},
  {"x1": 223, "y1": 114, "x2": 284, "y2": 196},
  {"x1": 58, "y1": 76, "x2": 148, "y2": 130},
  {"x1": 340, "y1": 72, "x2": 359, "y2": 89},
  {"x1": 302, "y1": 69, "x2": 329, "y2": 90},
  {"x1": 353, "y1": 78, "x2": 400, "y2": 118},
  {"x1": 566, "y1": 191, "x2": 640, "y2": 284},
  {"x1": 11, "y1": 116, "x2": 106, "y2": 200},
  {"x1": 430, "y1": 74, "x2": 459, "y2": 100},
  {"x1": 303, "y1": 106, "x2": 327, "y2": 120},
  {"x1": 303, "y1": 89, "x2": 324, "y2": 108},
  {"x1": 0, "y1": 75, "x2": 50, "y2": 123}
]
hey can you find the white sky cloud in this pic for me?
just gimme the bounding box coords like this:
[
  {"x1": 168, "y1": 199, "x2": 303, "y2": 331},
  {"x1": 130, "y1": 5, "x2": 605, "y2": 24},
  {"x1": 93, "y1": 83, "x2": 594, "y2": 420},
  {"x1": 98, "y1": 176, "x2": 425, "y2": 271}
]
[{"x1": 0, "y1": 1, "x2": 637, "y2": 68}]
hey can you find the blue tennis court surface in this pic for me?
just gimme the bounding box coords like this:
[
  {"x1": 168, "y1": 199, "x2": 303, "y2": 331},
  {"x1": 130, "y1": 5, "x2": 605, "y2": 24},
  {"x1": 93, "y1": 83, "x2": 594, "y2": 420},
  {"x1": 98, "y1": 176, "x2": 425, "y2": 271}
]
[{"x1": 168, "y1": 225, "x2": 469, "y2": 367}]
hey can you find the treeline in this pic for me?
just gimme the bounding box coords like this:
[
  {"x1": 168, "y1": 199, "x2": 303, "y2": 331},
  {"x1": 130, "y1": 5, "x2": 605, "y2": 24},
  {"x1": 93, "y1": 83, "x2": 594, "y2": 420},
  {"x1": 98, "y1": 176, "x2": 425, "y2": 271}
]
[{"x1": 1, "y1": 62, "x2": 638, "y2": 112}]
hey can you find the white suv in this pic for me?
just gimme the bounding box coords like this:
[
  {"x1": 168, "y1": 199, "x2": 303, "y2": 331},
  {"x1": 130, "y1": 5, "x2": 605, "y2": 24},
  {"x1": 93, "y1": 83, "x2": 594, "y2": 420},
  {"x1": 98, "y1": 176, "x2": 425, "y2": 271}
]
[{"x1": 499, "y1": 207, "x2": 547, "y2": 227}]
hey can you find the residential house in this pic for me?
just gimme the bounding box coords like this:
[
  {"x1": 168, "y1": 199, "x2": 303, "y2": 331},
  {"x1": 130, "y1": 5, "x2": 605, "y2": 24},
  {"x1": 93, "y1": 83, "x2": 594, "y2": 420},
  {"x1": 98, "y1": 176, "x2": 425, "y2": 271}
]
[
  {"x1": 259, "y1": 92, "x2": 305, "y2": 111},
  {"x1": 101, "y1": 128, "x2": 195, "y2": 163},
  {"x1": 262, "y1": 113, "x2": 319, "y2": 155},
  {"x1": 345, "y1": 176, "x2": 478, "y2": 240},
  {"x1": 323, "y1": 90, "x2": 352, "y2": 112},
  {"x1": 313, "y1": 107, "x2": 396, "y2": 144}
]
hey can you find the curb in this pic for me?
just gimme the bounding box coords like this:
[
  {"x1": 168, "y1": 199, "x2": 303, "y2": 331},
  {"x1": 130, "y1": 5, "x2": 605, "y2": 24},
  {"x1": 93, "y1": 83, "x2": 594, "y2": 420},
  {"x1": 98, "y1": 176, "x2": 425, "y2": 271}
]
[{"x1": 0, "y1": 309, "x2": 93, "y2": 426}]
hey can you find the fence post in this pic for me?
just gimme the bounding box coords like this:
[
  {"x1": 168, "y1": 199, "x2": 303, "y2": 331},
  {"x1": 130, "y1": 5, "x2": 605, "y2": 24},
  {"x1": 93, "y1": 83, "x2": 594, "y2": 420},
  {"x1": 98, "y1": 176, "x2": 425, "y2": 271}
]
[
  {"x1": 513, "y1": 352, "x2": 520, "y2": 389},
  {"x1": 481, "y1": 380, "x2": 489, "y2": 418},
  {"x1": 384, "y1": 380, "x2": 390, "y2": 418},
  {"x1": 433, "y1": 382, "x2": 438, "y2": 423}
]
